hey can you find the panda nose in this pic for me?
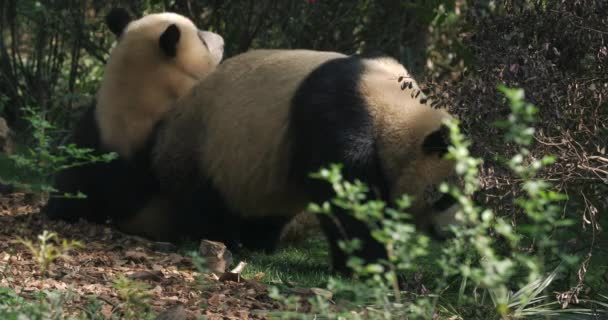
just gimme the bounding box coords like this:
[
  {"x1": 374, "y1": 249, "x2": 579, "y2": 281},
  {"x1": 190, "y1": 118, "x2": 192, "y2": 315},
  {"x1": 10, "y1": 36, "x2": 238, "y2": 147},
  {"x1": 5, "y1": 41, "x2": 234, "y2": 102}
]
[
  {"x1": 198, "y1": 30, "x2": 224, "y2": 64},
  {"x1": 199, "y1": 30, "x2": 224, "y2": 49}
]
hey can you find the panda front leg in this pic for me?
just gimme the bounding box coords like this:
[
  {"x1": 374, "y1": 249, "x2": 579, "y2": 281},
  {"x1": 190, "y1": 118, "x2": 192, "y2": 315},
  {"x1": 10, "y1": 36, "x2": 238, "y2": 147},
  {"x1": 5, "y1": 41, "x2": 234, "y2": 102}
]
[{"x1": 315, "y1": 206, "x2": 388, "y2": 275}]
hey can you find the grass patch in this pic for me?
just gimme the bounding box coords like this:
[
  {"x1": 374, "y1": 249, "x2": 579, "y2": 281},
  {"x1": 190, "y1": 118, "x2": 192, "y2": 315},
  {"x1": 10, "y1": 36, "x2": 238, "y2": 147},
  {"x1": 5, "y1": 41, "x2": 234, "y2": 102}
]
[
  {"x1": 238, "y1": 234, "x2": 448, "y2": 290},
  {"x1": 191, "y1": 228, "x2": 452, "y2": 290},
  {"x1": 237, "y1": 235, "x2": 338, "y2": 288},
  {"x1": 177, "y1": 234, "x2": 341, "y2": 287}
]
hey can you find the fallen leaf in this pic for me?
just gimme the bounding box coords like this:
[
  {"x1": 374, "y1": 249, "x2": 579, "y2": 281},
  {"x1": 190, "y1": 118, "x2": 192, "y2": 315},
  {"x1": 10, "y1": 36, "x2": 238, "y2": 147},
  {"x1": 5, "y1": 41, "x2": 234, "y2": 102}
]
[
  {"x1": 207, "y1": 293, "x2": 222, "y2": 306},
  {"x1": 124, "y1": 250, "x2": 148, "y2": 262},
  {"x1": 230, "y1": 261, "x2": 247, "y2": 274},
  {"x1": 155, "y1": 304, "x2": 193, "y2": 320},
  {"x1": 218, "y1": 272, "x2": 241, "y2": 283},
  {"x1": 127, "y1": 270, "x2": 164, "y2": 282}
]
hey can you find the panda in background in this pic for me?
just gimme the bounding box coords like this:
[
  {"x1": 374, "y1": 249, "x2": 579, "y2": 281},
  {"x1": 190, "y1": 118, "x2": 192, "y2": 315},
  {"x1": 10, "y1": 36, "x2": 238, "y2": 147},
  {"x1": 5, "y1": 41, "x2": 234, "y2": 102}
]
[
  {"x1": 43, "y1": 8, "x2": 224, "y2": 225},
  {"x1": 126, "y1": 49, "x2": 460, "y2": 273},
  {"x1": 96, "y1": 8, "x2": 224, "y2": 160}
]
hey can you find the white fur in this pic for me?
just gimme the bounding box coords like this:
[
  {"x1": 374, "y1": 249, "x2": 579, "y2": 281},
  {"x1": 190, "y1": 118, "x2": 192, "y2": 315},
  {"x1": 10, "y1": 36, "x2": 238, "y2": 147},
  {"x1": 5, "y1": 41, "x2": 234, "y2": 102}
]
[{"x1": 95, "y1": 12, "x2": 223, "y2": 159}]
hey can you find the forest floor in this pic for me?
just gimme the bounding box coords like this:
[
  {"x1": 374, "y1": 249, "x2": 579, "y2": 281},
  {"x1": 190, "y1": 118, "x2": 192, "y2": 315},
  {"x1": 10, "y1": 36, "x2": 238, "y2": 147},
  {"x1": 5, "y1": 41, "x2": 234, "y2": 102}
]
[{"x1": 0, "y1": 192, "x2": 327, "y2": 319}]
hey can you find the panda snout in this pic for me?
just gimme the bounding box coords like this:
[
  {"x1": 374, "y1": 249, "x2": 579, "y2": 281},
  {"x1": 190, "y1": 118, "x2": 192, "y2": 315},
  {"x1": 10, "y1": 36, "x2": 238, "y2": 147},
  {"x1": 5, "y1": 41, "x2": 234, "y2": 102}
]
[{"x1": 198, "y1": 30, "x2": 224, "y2": 65}]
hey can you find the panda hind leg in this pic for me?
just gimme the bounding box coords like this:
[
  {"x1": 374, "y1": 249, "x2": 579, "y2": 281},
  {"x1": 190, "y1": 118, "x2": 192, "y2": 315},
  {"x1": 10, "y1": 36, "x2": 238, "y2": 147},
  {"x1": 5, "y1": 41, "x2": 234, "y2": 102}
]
[
  {"x1": 238, "y1": 216, "x2": 291, "y2": 252},
  {"x1": 163, "y1": 179, "x2": 243, "y2": 250}
]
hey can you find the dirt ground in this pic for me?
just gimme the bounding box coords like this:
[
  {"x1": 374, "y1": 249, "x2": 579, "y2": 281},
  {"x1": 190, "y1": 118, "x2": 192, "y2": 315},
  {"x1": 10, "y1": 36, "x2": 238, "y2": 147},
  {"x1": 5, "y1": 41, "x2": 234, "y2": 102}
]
[{"x1": 0, "y1": 193, "x2": 296, "y2": 319}]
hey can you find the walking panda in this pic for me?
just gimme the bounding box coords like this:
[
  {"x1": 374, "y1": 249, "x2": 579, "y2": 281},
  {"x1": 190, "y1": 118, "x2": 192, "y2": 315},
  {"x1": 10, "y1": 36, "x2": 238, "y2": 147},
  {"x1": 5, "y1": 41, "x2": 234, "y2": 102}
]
[
  {"x1": 125, "y1": 49, "x2": 459, "y2": 273},
  {"x1": 43, "y1": 8, "x2": 224, "y2": 224}
]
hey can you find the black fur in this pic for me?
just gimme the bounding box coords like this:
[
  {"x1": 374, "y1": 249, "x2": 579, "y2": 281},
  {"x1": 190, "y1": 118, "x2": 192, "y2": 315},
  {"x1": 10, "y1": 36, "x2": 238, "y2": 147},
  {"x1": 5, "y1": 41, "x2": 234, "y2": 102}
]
[
  {"x1": 159, "y1": 24, "x2": 180, "y2": 57},
  {"x1": 239, "y1": 216, "x2": 292, "y2": 252},
  {"x1": 143, "y1": 116, "x2": 242, "y2": 247},
  {"x1": 429, "y1": 193, "x2": 458, "y2": 241},
  {"x1": 423, "y1": 124, "x2": 450, "y2": 157},
  {"x1": 167, "y1": 179, "x2": 242, "y2": 248},
  {"x1": 105, "y1": 8, "x2": 131, "y2": 37},
  {"x1": 44, "y1": 104, "x2": 239, "y2": 245},
  {"x1": 432, "y1": 193, "x2": 457, "y2": 212},
  {"x1": 44, "y1": 103, "x2": 160, "y2": 227},
  {"x1": 44, "y1": 104, "x2": 109, "y2": 223},
  {"x1": 288, "y1": 55, "x2": 391, "y2": 274}
]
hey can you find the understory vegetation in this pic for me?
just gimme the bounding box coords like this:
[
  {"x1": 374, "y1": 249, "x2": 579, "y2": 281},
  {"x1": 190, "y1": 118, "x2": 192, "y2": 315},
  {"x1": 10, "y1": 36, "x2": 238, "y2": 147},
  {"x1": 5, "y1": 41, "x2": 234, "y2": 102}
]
[{"x1": 0, "y1": 0, "x2": 606, "y2": 319}]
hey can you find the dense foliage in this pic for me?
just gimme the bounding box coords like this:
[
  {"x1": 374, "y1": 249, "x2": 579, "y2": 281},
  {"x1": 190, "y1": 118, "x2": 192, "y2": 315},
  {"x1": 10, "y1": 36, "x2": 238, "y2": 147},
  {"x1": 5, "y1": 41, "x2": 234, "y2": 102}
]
[{"x1": 0, "y1": 0, "x2": 450, "y2": 131}]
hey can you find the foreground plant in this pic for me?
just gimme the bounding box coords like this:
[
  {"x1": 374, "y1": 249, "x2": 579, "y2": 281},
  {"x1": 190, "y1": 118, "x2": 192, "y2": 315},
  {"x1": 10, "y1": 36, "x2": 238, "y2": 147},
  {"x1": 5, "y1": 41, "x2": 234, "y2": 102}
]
[
  {"x1": 16, "y1": 230, "x2": 84, "y2": 276},
  {"x1": 433, "y1": 87, "x2": 597, "y2": 319},
  {"x1": 268, "y1": 86, "x2": 606, "y2": 319},
  {"x1": 112, "y1": 275, "x2": 154, "y2": 320},
  {"x1": 0, "y1": 287, "x2": 82, "y2": 320},
  {"x1": 3, "y1": 106, "x2": 117, "y2": 196}
]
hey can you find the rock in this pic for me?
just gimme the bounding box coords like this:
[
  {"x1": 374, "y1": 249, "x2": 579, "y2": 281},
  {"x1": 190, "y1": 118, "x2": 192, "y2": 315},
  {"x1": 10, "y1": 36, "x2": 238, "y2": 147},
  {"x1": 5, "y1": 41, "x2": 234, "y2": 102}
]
[
  {"x1": 199, "y1": 240, "x2": 233, "y2": 274},
  {"x1": 155, "y1": 305, "x2": 193, "y2": 320}
]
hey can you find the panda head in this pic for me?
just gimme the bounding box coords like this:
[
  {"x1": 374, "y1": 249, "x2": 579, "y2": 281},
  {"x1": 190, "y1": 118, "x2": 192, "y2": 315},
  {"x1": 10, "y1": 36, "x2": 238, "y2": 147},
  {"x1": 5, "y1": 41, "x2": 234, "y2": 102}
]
[
  {"x1": 354, "y1": 56, "x2": 460, "y2": 238},
  {"x1": 392, "y1": 111, "x2": 460, "y2": 239},
  {"x1": 96, "y1": 8, "x2": 224, "y2": 158},
  {"x1": 105, "y1": 7, "x2": 224, "y2": 71},
  {"x1": 421, "y1": 127, "x2": 461, "y2": 239}
]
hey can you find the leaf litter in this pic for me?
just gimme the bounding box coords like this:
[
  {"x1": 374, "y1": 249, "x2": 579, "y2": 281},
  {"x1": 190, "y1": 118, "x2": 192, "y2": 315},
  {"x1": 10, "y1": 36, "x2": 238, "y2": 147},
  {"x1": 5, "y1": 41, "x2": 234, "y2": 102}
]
[{"x1": 0, "y1": 192, "x2": 293, "y2": 319}]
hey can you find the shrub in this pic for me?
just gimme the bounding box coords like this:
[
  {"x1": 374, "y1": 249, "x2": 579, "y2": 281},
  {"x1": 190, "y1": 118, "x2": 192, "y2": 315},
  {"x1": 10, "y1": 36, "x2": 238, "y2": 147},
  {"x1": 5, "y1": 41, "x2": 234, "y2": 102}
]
[{"x1": 0, "y1": 106, "x2": 117, "y2": 197}]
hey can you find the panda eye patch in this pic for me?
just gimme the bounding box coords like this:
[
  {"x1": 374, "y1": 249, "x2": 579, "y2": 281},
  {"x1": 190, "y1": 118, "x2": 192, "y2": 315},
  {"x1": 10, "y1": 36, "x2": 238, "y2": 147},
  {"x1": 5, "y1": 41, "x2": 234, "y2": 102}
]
[{"x1": 422, "y1": 125, "x2": 449, "y2": 156}]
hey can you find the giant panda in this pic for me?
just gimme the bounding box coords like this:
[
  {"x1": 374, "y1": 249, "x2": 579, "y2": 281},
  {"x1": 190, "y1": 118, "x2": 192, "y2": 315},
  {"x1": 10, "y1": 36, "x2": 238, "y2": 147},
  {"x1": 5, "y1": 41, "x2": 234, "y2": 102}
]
[
  {"x1": 125, "y1": 49, "x2": 459, "y2": 273},
  {"x1": 43, "y1": 8, "x2": 224, "y2": 225}
]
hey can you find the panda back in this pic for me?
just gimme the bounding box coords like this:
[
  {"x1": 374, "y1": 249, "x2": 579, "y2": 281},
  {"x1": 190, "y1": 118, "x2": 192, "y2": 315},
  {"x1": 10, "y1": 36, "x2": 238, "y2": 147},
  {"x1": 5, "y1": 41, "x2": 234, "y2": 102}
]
[{"x1": 155, "y1": 50, "x2": 345, "y2": 218}]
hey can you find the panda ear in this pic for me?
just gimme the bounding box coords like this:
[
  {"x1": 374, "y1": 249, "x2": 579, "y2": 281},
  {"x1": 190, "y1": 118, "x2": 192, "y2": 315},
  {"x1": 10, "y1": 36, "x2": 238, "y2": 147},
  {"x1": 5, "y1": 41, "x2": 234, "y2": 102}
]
[
  {"x1": 159, "y1": 24, "x2": 181, "y2": 58},
  {"x1": 106, "y1": 8, "x2": 131, "y2": 37},
  {"x1": 422, "y1": 125, "x2": 450, "y2": 156}
]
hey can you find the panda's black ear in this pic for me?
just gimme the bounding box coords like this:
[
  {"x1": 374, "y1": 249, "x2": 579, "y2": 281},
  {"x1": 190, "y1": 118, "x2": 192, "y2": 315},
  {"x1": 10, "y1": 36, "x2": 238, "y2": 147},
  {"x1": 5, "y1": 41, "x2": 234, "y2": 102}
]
[
  {"x1": 106, "y1": 8, "x2": 131, "y2": 37},
  {"x1": 159, "y1": 24, "x2": 180, "y2": 57},
  {"x1": 422, "y1": 125, "x2": 450, "y2": 156}
]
